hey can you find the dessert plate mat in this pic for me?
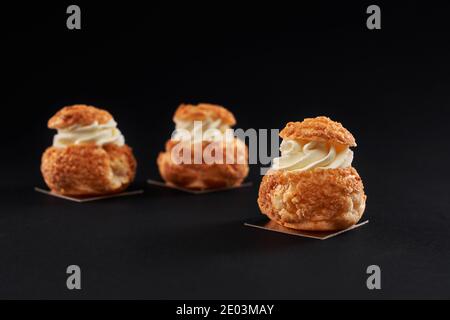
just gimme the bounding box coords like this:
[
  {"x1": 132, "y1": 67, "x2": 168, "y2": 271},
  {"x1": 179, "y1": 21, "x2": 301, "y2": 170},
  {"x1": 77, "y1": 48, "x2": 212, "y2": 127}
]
[
  {"x1": 147, "y1": 179, "x2": 252, "y2": 194},
  {"x1": 34, "y1": 187, "x2": 144, "y2": 203},
  {"x1": 245, "y1": 218, "x2": 369, "y2": 240}
]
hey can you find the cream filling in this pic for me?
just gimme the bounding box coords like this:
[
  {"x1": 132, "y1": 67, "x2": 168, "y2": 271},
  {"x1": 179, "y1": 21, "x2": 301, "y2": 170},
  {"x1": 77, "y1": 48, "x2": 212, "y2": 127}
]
[
  {"x1": 53, "y1": 119, "x2": 125, "y2": 148},
  {"x1": 271, "y1": 139, "x2": 353, "y2": 172}
]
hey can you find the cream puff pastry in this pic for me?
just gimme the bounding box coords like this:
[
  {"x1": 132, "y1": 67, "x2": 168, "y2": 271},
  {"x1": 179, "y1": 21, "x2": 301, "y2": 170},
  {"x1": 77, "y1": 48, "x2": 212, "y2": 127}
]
[
  {"x1": 41, "y1": 104, "x2": 137, "y2": 196},
  {"x1": 258, "y1": 116, "x2": 366, "y2": 231},
  {"x1": 157, "y1": 103, "x2": 249, "y2": 190}
]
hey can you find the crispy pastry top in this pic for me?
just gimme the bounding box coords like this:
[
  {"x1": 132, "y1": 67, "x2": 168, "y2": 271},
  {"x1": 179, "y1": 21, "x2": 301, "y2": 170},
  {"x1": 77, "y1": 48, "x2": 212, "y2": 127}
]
[
  {"x1": 279, "y1": 116, "x2": 356, "y2": 147},
  {"x1": 173, "y1": 103, "x2": 236, "y2": 126},
  {"x1": 48, "y1": 105, "x2": 113, "y2": 129}
]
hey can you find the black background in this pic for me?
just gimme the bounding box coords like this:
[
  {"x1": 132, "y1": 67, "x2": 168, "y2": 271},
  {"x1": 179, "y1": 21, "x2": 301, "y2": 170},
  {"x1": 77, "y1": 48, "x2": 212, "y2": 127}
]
[{"x1": 1, "y1": 1, "x2": 450, "y2": 299}]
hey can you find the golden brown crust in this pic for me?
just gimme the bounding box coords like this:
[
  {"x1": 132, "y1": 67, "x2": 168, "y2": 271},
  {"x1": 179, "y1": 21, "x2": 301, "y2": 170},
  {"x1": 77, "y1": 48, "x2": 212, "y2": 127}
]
[
  {"x1": 173, "y1": 103, "x2": 236, "y2": 126},
  {"x1": 41, "y1": 144, "x2": 137, "y2": 196},
  {"x1": 258, "y1": 167, "x2": 366, "y2": 231},
  {"x1": 48, "y1": 105, "x2": 113, "y2": 129},
  {"x1": 157, "y1": 138, "x2": 248, "y2": 190},
  {"x1": 279, "y1": 116, "x2": 356, "y2": 147}
]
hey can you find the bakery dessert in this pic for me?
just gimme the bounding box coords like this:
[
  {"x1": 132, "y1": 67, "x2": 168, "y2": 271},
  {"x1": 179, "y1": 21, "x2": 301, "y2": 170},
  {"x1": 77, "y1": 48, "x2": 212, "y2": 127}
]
[
  {"x1": 258, "y1": 116, "x2": 366, "y2": 231},
  {"x1": 41, "y1": 104, "x2": 137, "y2": 196},
  {"x1": 157, "y1": 103, "x2": 249, "y2": 190}
]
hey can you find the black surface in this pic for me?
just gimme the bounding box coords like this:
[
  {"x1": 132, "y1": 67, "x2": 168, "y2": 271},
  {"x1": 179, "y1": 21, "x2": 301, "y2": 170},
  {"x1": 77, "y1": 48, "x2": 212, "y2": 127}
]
[{"x1": 1, "y1": 1, "x2": 450, "y2": 299}]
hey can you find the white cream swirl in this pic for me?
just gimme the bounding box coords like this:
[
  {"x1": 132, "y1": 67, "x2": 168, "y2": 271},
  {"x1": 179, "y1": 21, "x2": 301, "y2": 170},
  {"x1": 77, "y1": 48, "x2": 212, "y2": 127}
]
[
  {"x1": 271, "y1": 139, "x2": 353, "y2": 172},
  {"x1": 53, "y1": 119, "x2": 125, "y2": 148},
  {"x1": 172, "y1": 118, "x2": 231, "y2": 142}
]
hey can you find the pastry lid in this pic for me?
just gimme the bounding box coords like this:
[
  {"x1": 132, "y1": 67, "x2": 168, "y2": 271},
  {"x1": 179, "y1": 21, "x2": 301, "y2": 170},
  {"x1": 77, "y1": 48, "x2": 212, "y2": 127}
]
[
  {"x1": 48, "y1": 104, "x2": 113, "y2": 129},
  {"x1": 279, "y1": 116, "x2": 356, "y2": 147},
  {"x1": 173, "y1": 103, "x2": 236, "y2": 126}
]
